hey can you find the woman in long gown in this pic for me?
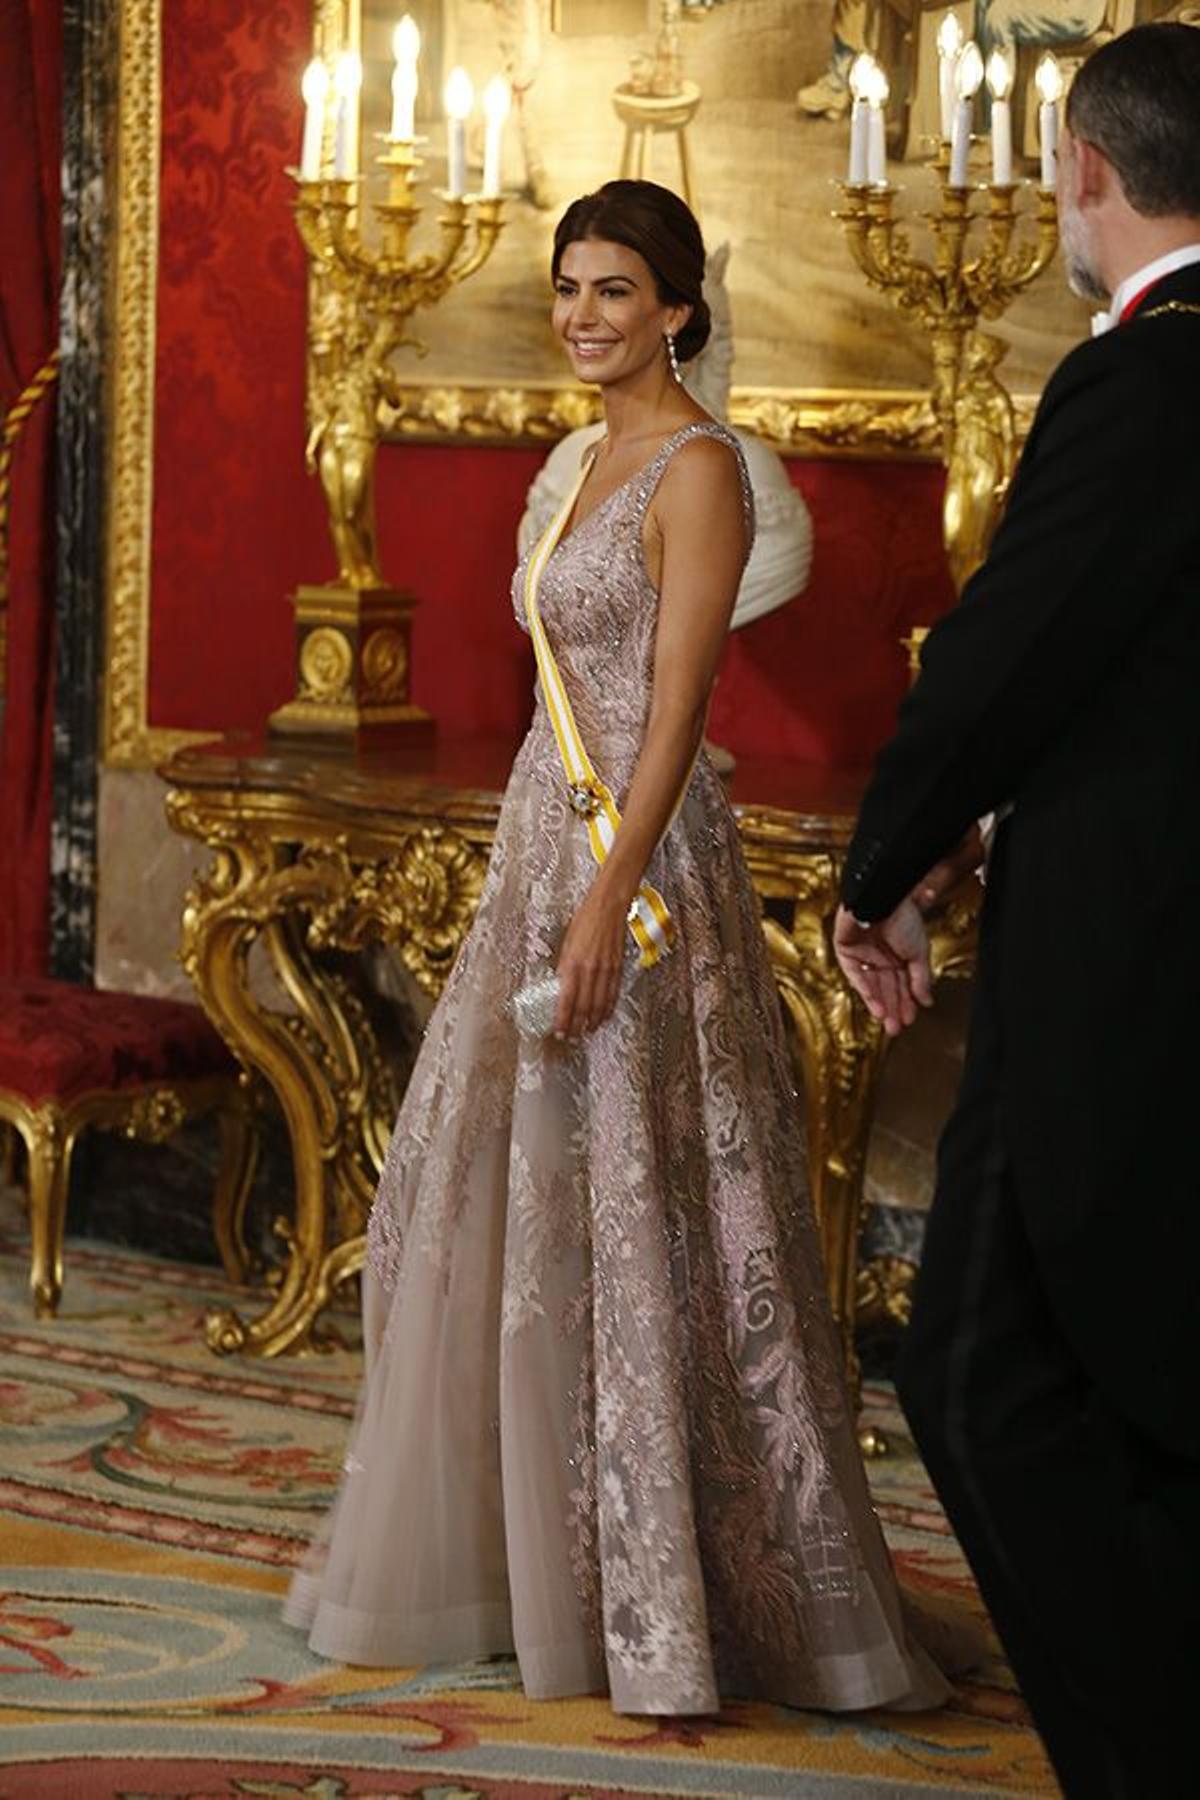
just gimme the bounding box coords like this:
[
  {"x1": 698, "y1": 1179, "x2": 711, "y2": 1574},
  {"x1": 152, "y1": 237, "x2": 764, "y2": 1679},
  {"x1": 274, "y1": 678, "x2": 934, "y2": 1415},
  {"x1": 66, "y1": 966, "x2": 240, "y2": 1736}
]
[{"x1": 286, "y1": 179, "x2": 962, "y2": 1717}]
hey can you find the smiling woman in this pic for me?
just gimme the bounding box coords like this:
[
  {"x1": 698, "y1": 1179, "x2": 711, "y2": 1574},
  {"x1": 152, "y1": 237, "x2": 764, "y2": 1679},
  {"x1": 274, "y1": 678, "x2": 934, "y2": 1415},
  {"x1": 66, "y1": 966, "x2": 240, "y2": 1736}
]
[{"x1": 283, "y1": 174, "x2": 979, "y2": 1720}]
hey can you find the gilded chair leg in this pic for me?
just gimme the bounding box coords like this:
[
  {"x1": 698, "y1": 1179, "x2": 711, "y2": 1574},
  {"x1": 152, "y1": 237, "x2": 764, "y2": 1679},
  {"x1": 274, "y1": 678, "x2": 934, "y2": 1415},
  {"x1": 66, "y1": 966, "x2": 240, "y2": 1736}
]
[
  {"x1": 211, "y1": 1096, "x2": 259, "y2": 1284},
  {"x1": 25, "y1": 1115, "x2": 74, "y2": 1319}
]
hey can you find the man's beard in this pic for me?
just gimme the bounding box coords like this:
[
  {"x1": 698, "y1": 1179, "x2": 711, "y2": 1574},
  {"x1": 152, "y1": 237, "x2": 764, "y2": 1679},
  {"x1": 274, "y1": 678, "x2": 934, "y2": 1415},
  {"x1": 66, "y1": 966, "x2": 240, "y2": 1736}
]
[{"x1": 1060, "y1": 198, "x2": 1109, "y2": 305}]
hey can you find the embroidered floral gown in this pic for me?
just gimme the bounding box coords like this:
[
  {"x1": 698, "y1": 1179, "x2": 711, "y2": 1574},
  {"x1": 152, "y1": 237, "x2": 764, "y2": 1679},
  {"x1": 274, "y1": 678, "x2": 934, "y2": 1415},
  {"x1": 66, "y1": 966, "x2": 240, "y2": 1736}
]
[{"x1": 286, "y1": 422, "x2": 954, "y2": 1715}]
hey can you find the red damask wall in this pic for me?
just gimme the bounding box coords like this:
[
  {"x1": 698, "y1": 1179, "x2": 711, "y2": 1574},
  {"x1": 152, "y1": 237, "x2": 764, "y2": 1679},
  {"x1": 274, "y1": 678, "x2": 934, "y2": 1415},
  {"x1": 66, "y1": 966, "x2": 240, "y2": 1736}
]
[{"x1": 147, "y1": 0, "x2": 955, "y2": 769}]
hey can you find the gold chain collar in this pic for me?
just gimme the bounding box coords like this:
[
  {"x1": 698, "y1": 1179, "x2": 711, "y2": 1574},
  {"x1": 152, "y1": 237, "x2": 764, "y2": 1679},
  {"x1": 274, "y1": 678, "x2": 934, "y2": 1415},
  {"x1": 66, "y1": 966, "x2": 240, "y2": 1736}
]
[{"x1": 1136, "y1": 301, "x2": 1200, "y2": 321}]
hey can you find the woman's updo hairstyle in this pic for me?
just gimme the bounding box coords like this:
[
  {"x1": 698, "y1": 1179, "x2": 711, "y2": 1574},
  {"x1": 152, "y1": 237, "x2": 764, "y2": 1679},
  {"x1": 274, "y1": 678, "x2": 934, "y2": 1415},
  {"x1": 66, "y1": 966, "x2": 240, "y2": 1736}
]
[{"x1": 551, "y1": 179, "x2": 711, "y2": 364}]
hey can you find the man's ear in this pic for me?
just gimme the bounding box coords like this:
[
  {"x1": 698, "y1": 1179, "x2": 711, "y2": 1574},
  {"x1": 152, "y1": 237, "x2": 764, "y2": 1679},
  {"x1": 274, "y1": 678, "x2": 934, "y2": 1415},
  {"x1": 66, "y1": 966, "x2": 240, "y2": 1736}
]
[{"x1": 1073, "y1": 134, "x2": 1111, "y2": 208}]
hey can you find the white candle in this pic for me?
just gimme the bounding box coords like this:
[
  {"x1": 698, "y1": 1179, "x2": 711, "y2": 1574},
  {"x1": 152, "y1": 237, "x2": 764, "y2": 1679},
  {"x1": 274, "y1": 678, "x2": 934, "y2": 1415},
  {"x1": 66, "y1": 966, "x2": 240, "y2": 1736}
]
[
  {"x1": 949, "y1": 40, "x2": 983, "y2": 188},
  {"x1": 333, "y1": 51, "x2": 362, "y2": 179},
  {"x1": 867, "y1": 62, "x2": 890, "y2": 187},
  {"x1": 986, "y1": 49, "x2": 1013, "y2": 185},
  {"x1": 300, "y1": 60, "x2": 328, "y2": 180},
  {"x1": 847, "y1": 52, "x2": 873, "y2": 184},
  {"x1": 1036, "y1": 53, "x2": 1063, "y2": 189},
  {"x1": 390, "y1": 16, "x2": 420, "y2": 142},
  {"x1": 482, "y1": 76, "x2": 511, "y2": 196},
  {"x1": 444, "y1": 67, "x2": 474, "y2": 196},
  {"x1": 937, "y1": 13, "x2": 963, "y2": 142}
]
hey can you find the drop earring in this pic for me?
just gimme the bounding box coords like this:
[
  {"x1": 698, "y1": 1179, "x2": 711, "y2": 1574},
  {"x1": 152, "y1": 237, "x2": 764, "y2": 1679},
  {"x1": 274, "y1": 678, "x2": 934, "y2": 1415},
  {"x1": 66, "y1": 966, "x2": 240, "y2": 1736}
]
[{"x1": 665, "y1": 331, "x2": 683, "y2": 384}]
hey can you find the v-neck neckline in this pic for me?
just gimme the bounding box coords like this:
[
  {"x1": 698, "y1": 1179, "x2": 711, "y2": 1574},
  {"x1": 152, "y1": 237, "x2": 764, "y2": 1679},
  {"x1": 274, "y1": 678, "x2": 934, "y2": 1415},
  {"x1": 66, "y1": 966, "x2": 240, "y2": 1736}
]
[{"x1": 553, "y1": 423, "x2": 699, "y2": 555}]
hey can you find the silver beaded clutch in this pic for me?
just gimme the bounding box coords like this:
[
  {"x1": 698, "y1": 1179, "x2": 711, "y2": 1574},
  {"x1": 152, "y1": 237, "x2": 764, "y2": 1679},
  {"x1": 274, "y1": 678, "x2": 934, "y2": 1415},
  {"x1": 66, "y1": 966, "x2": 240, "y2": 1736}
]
[{"x1": 508, "y1": 973, "x2": 562, "y2": 1040}]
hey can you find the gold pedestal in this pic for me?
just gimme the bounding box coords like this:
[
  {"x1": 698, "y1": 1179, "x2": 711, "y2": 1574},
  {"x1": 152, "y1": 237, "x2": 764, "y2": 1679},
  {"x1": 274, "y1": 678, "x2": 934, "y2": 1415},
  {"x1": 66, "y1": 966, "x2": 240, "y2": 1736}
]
[
  {"x1": 268, "y1": 583, "x2": 432, "y2": 746},
  {"x1": 613, "y1": 81, "x2": 701, "y2": 209}
]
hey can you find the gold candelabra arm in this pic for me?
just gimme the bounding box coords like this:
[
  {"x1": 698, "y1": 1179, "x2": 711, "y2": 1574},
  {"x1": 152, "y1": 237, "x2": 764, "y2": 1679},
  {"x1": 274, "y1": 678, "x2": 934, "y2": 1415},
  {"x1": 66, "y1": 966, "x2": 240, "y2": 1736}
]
[
  {"x1": 976, "y1": 183, "x2": 1019, "y2": 273},
  {"x1": 835, "y1": 186, "x2": 939, "y2": 314},
  {"x1": 427, "y1": 195, "x2": 470, "y2": 282},
  {"x1": 928, "y1": 182, "x2": 976, "y2": 289},
  {"x1": 967, "y1": 185, "x2": 1059, "y2": 313},
  {"x1": 323, "y1": 196, "x2": 396, "y2": 286},
  {"x1": 293, "y1": 176, "x2": 356, "y2": 267},
  {"x1": 446, "y1": 195, "x2": 506, "y2": 284}
]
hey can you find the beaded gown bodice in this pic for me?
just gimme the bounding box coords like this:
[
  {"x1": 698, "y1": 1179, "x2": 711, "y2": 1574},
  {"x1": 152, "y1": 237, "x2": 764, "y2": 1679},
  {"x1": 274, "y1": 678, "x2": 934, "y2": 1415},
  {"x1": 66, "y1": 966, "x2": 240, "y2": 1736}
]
[{"x1": 286, "y1": 422, "x2": 956, "y2": 1716}]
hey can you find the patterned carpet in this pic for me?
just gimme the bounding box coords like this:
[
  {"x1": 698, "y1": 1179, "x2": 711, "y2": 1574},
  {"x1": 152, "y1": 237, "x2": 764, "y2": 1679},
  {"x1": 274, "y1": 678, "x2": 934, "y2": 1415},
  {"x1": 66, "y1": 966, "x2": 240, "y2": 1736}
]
[{"x1": 0, "y1": 1188, "x2": 1057, "y2": 1799}]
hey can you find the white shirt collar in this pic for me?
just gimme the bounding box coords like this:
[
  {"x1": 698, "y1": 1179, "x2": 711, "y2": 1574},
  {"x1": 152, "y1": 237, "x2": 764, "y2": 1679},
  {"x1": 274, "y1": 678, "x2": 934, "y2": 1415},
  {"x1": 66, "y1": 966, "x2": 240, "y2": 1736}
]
[{"x1": 1093, "y1": 243, "x2": 1200, "y2": 336}]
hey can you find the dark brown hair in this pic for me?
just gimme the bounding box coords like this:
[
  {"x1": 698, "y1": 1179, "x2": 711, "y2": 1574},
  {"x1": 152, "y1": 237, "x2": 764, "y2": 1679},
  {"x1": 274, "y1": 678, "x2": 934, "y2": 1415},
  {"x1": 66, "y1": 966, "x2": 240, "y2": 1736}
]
[
  {"x1": 1067, "y1": 23, "x2": 1200, "y2": 218},
  {"x1": 551, "y1": 179, "x2": 711, "y2": 362}
]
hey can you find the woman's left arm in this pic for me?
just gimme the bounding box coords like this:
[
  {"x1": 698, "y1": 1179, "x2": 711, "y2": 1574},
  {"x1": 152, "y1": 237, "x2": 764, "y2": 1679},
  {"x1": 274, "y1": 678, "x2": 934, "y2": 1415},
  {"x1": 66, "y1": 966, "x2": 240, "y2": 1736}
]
[{"x1": 553, "y1": 437, "x2": 749, "y2": 1037}]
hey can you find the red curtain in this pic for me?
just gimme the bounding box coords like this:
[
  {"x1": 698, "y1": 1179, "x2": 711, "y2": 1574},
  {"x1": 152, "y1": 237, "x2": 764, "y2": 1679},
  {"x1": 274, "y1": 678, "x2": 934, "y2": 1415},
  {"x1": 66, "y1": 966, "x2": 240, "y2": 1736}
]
[{"x1": 0, "y1": 0, "x2": 61, "y2": 975}]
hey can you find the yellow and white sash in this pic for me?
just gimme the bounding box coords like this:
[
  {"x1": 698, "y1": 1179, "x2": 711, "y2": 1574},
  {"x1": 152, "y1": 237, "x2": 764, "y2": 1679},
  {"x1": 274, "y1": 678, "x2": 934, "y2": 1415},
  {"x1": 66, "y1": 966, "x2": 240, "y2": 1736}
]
[{"x1": 523, "y1": 456, "x2": 690, "y2": 970}]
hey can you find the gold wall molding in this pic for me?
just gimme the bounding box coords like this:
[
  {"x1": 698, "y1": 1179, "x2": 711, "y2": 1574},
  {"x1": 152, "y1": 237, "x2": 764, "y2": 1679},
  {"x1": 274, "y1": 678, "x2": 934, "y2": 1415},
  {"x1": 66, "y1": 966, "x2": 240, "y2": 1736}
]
[
  {"x1": 104, "y1": 0, "x2": 1038, "y2": 770},
  {"x1": 104, "y1": 0, "x2": 208, "y2": 769},
  {"x1": 381, "y1": 382, "x2": 1038, "y2": 457}
]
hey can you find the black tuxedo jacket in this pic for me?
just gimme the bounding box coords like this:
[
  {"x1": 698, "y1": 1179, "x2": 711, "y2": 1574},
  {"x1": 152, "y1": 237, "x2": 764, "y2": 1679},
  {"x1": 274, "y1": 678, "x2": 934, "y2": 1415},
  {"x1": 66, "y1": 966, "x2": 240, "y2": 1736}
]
[{"x1": 841, "y1": 261, "x2": 1200, "y2": 1457}]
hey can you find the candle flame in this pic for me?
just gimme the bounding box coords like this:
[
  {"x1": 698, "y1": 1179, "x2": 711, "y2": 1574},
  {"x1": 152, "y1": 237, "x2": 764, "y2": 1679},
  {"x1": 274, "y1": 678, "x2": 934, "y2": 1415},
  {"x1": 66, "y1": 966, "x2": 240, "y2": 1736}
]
[
  {"x1": 1035, "y1": 52, "x2": 1064, "y2": 105},
  {"x1": 955, "y1": 41, "x2": 984, "y2": 100},
  {"x1": 334, "y1": 50, "x2": 362, "y2": 98},
  {"x1": 986, "y1": 49, "x2": 1013, "y2": 100},
  {"x1": 445, "y1": 66, "x2": 475, "y2": 121},
  {"x1": 484, "y1": 75, "x2": 511, "y2": 125},
  {"x1": 302, "y1": 59, "x2": 328, "y2": 106},
  {"x1": 393, "y1": 15, "x2": 421, "y2": 64},
  {"x1": 937, "y1": 13, "x2": 963, "y2": 58},
  {"x1": 849, "y1": 52, "x2": 876, "y2": 103},
  {"x1": 866, "y1": 62, "x2": 890, "y2": 107}
]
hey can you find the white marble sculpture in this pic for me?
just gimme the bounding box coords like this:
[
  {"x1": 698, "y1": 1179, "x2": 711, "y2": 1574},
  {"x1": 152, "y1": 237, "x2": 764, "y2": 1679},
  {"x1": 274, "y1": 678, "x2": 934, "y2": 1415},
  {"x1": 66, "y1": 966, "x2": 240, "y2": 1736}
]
[{"x1": 517, "y1": 244, "x2": 813, "y2": 634}]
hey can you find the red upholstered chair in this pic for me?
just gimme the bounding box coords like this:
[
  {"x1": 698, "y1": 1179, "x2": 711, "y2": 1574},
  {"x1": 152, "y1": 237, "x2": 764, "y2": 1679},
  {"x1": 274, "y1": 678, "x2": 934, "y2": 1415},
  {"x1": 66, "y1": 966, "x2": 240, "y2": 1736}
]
[{"x1": 0, "y1": 979, "x2": 257, "y2": 1316}]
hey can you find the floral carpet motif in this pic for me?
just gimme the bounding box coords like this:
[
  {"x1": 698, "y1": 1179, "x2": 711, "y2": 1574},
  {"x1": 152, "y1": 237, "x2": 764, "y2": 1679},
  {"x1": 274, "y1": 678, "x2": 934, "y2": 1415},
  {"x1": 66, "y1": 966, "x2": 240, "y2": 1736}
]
[{"x1": 0, "y1": 1190, "x2": 1056, "y2": 1797}]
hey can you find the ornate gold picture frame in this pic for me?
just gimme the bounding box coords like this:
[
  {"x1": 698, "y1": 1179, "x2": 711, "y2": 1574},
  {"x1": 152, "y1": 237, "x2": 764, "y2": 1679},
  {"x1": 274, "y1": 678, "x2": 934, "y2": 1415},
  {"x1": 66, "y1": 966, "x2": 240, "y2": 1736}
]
[{"x1": 337, "y1": 0, "x2": 1093, "y2": 420}]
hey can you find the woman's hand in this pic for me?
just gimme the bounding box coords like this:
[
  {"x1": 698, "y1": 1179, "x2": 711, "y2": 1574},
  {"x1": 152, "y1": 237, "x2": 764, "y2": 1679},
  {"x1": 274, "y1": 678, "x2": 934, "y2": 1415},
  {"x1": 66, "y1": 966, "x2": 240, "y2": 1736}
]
[{"x1": 553, "y1": 885, "x2": 629, "y2": 1038}]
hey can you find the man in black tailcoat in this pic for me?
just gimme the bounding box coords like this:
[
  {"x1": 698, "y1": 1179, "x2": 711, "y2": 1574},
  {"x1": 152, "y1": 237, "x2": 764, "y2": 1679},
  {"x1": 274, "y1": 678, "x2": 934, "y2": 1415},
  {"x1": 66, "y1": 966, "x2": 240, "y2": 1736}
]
[{"x1": 833, "y1": 25, "x2": 1200, "y2": 1798}]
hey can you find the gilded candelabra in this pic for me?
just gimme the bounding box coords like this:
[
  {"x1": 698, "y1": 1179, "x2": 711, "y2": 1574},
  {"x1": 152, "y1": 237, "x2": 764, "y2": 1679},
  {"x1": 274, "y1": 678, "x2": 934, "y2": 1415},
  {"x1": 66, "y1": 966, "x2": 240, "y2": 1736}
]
[
  {"x1": 270, "y1": 139, "x2": 506, "y2": 745},
  {"x1": 836, "y1": 155, "x2": 1057, "y2": 593}
]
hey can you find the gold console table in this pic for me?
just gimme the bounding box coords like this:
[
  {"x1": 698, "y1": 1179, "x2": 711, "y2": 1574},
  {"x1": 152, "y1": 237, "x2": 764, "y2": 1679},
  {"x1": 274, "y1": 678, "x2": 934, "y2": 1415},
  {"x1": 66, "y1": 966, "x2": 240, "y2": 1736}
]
[{"x1": 161, "y1": 734, "x2": 977, "y2": 1378}]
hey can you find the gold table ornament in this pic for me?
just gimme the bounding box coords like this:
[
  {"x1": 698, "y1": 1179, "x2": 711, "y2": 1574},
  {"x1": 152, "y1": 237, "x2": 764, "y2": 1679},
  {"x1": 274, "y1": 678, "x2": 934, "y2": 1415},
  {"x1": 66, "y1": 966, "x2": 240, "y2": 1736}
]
[
  {"x1": 162, "y1": 738, "x2": 977, "y2": 1444},
  {"x1": 271, "y1": 143, "x2": 506, "y2": 746},
  {"x1": 835, "y1": 159, "x2": 1058, "y2": 594}
]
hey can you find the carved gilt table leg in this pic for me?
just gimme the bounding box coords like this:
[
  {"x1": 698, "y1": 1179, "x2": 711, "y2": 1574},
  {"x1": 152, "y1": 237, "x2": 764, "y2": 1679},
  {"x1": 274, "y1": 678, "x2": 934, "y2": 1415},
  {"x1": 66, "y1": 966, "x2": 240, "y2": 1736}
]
[
  {"x1": 168, "y1": 796, "x2": 488, "y2": 1357},
  {"x1": 168, "y1": 805, "x2": 364, "y2": 1356}
]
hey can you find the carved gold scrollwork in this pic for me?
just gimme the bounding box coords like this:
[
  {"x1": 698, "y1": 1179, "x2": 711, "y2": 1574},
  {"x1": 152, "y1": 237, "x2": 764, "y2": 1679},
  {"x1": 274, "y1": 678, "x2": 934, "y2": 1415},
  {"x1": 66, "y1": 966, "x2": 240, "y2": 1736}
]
[
  {"x1": 167, "y1": 787, "x2": 487, "y2": 1355},
  {"x1": 304, "y1": 829, "x2": 487, "y2": 996},
  {"x1": 857, "y1": 1254, "x2": 918, "y2": 1331},
  {"x1": 760, "y1": 863, "x2": 889, "y2": 1395},
  {"x1": 125, "y1": 1088, "x2": 187, "y2": 1143},
  {"x1": 928, "y1": 887, "x2": 982, "y2": 981}
]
